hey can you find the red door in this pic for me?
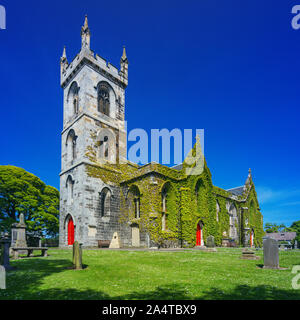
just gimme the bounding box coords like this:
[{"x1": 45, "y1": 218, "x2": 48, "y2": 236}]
[
  {"x1": 196, "y1": 223, "x2": 201, "y2": 246},
  {"x1": 68, "y1": 218, "x2": 74, "y2": 245}
]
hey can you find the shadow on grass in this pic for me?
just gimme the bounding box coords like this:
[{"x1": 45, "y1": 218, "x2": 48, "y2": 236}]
[
  {"x1": 200, "y1": 285, "x2": 300, "y2": 300},
  {"x1": 2, "y1": 258, "x2": 300, "y2": 300}
]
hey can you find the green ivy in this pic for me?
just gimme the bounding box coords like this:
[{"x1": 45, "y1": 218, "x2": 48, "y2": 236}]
[{"x1": 85, "y1": 135, "x2": 264, "y2": 247}]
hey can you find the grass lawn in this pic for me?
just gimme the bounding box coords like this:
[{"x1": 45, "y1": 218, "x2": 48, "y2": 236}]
[{"x1": 1, "y1": 248, "x2": 300, "y2": 300}]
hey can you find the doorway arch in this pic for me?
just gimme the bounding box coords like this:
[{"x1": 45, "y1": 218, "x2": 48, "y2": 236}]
[
  {"x1": 131, "y1": 223, "x2": 140, "y2": 247},
  {"x1": 67, "y1": 216, "x2": 75, "y2": 245},
  {"x1": 196, "y1": 221, "x2": 204, "y2": 246},
  {"x1": 250, "y1": 229, "x2": 254, "y2": 248}
]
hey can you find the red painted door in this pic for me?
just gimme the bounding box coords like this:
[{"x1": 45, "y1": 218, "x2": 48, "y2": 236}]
[
  {"x1": 196, "y1": 224, "x2": 201, "y2": 246},
  {"x1": 68, "y1": 218, "x2": 74, "y2": 245}
]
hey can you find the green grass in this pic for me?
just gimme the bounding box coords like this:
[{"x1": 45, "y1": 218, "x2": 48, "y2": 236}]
[{"x1": 1, "y1": 248, "x2": 300, "y2": 300}]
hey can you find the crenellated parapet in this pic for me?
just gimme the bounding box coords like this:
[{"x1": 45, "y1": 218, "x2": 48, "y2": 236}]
[{"x1": 60, "y1": 16, "x2": 128, "y2": 89}]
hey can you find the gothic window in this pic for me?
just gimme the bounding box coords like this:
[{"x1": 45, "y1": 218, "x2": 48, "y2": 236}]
[
  {"x1": 99, "y1": 136, "x2": 109, "y2": 160},
  {"x1": 161, "y1": 184, "x2": 169, "y2": 231},
  {"x1": 100, "y1": 188, "x2": 111, "y2": 217},
  {"x1": 134, "y1": 198, "x2": 140, "y2": 219},
  {"x1": 68, "y1": 82, "x2": 79, "y2": 117},
  {"x1": 66, "y1": 129, "x2": 77, "y2": 162},
  {"x1": 98, "y1": 84, "x2": 110, "y2": 116},
  {"x1": 127, "y1": 185, "x2": 140, "y2": 220},
  {"x1": 66, "y1": 175, "x2": 74, "y2": 205},
  {"x1": 228, "y1": 203, "x2": 237, "y2": 238},
  {"x1": 195, "y1": 179, "x2": 207, "y2": 211},
  {"x1": 73, "y1": 97, "x2": 79, "y2": 115}
]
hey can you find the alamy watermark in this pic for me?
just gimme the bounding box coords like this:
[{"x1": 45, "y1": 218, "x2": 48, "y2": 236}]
[
  {"x1": 96, "y1": 125, "x2": 205, "y2": 176},
  {"x1": 0, "y1": 5, "x2": 6, "y2": 30},
  {"x1": 292, "y1": 5, "x2": 300, "y2": 30},
  {"x1": 292, "y1": 265, "x2": 300, "y2": 289}
]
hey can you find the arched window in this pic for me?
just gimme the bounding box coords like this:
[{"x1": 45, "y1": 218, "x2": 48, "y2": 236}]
[
  {"x1": 66, "y1": 129, "x2": 77, "y2": 162},
  {"x1": 195, "y1": 179, "x2": 208, "y2": 212},
  {"x1": 127, "y1": 185, "x2": 140, "y2": 219},
  {"x1": 100, "y1": 188, "x2": 111, "y2": 217},
  {"x1": 99, "y1": 136, "x2": 109, "y2": 159},
  {"x1": 249, "y1": 200, "x2": 256, "y2": 221},
  {"x1": 161, "y1": 183, "x2": 169, "y2": 231},
  {"x1": 228, "y1": 202, "x2": 237, "y2": 239},
  {"x1": 216, "y1": 200, "x2": 220, "y2": 222},
  {"x1": 98, "y1": 83, "x2": 110, "y2": 116},
  {"x1": 73, "y1": 97, "x2": 79, "y2": 115},
  {"x1": 68, "y1": 82, "x2": 79, "y2": 117},
  {"x1": 96, "y1": 128, "x2": 116, "y2": 163},
  {"x1": 134, "y1": 198, "x2": 140, "y2": 219},
  {"x1": 66, "y1": 175, "x2": 74, "y2": 205}
]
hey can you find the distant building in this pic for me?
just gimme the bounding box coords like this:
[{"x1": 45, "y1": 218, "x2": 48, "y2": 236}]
[{"x1": 264, "y1": 232, "x2": 297, "y2": 248}]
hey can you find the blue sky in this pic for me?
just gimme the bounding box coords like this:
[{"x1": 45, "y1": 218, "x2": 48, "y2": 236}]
[{"x1": 0, "y1": 0, "x2": 300, "y2": 227}]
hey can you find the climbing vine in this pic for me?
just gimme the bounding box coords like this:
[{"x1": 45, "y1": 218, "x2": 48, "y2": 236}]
[{"x1": 84, "y1": 132, "x2": 264, "y2": 247}]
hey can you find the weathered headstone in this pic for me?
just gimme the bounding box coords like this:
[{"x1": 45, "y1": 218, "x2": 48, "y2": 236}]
[
  {"x1": 240, "y1": 248, "x2": 260, "y2": 260},
  {"x1": 72, "y1": 241, "x2": 82, "y2": 270},
  {"x1": 263, "y1": 238, "x2": 279, "y2": 269},
  {"x1": 0, "y1": 237, "x2": 13, "y2": 271},
  {"x1": 109, "y1": 232, "x2": 120, "y2": 249},
  {"x1": 0, "y1": 266, "x2": 5, "y2": 289},
  {"x1": 206, "y1": 235, "x2": 215, "y2": 248},
  {"x1": 11, "y1": 213, "x2": 27, "y2": 255}
]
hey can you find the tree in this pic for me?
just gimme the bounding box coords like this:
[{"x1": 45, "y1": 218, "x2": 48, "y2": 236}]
[
  {"x1": 264, "y1": 222, "x2": 287, "y2": 233},
  {"x1": 288, "y1": 220, "x2": 300, "y2": 247},
  {"x1": 0, "y1": 165, "x2": 59, "y2": 237}
]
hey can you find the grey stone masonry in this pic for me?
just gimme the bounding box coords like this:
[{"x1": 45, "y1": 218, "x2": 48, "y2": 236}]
[
  {"x1": 59, "y1": 16, "x2": 128, "y2": 248},
  {"x1": 0, "y1": 237, "x2": 13, "y2": 270},
  {"x1": 263, "y1": 238, "x2": 279, "y2": 269},
  {"x1": 11, "y1": 213, "x2": 27, "y2": 254},
  {"x1": 0, "y1": 266, "x2": 5, "y2": 289}
]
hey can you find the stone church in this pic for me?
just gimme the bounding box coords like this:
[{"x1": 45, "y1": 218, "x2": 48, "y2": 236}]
[{"x1": 59, "y1": 17, "x2": 264, "y2": 248}]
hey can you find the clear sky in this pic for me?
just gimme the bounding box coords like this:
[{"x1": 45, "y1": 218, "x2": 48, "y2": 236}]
[{"x1": 0, "y1": 0, "x2": 300, "y2": 227}]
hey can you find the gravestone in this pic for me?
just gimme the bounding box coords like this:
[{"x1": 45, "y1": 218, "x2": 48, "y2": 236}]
[
  {"x1": 263, "y1": 238, "x2": 279, "y2": 269},
  {"x1": 206, "y1": 235, "x2": 215, "y2": 248},
  {"x1": 0, "y1": 236, "x2": 13, "y2": 271},
  {"x1": 0, "y1": 265, "x2": 5, "y2": 289},
  {"x1": 11, "y1": 214, "x2": 27, "y2": 255},
  {"x1": 72, "y1": 241, "x2": 82, "y2": 270},
  {"x1": 109, "y1": 232, "x2": 120, "y2": 249},
  {"x1": 240, "y1": 248, "x2": 260, "y2": 260}
]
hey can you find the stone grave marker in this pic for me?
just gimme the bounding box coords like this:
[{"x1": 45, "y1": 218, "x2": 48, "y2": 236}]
[
  {"x1": 109, "y1": 232, "x2": 120, "y2": 249},
  {"x1": 240, "y1": 248, "x2": 260, "y2": 260},
  {"x1": 0, "y1": 265, "x2": 5, "y2": 289},
  {"x1": 263, "y1": 238, "x2": 279, "y2": 269},
  {"x1": 73, "y1": 241, "x2": 83, "y2": 270},
  {"x1": 206, "y1": 235, "x2": 215, "y2": 248},
  {"x1": 0, "y1": 237, "x2": 13, "y2": 271},
  {"x1": 11, "y1": 213, "x2": 27, "y2": 255}
]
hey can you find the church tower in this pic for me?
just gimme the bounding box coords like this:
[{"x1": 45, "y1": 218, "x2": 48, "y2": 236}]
[{"x1": 59, "y1": 16, "x2": 128, "y2": 247}]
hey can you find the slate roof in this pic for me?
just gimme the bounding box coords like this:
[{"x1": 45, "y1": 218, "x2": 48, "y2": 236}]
[
  {"x1": 226, "y1": 186, "x2": 245, "y2": 196},
  {"x1": 264, "y1": 232, "x2": 297, "y2": 241},
  {"x1": 172, "y1": 164, "x2": 183, "y2": 171}
]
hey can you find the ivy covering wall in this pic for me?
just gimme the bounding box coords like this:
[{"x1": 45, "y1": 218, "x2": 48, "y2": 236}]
[{"x1": 85, "y1": 135, "x2": 264, "y2": 248}]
